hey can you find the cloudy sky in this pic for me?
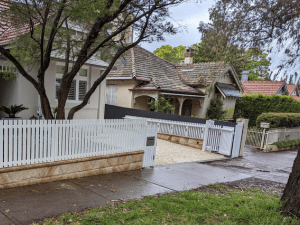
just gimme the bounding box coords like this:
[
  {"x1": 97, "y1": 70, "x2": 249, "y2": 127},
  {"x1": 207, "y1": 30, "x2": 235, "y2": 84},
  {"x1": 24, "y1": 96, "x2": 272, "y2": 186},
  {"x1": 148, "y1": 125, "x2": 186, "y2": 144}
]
[
  {"x1": 141, "y1": 0, "x2": 215, "y2": 52},
  {"x1": 140, "y1": 0, "x2": 300, "y2": 83}
]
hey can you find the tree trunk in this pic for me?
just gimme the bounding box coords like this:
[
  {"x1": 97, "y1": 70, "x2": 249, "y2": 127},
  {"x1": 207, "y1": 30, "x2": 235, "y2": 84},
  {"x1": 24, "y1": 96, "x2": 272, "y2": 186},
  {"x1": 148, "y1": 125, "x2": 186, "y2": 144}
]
[
  {"x1": 281, "y1": 148, "x2": 300, "y2": 218},
  {"x1": 56, "y1": 88, "x2": 69, "y2": 120},
  {"x1": 39, "y1": 92, "x2": 54, "y2": 120}
]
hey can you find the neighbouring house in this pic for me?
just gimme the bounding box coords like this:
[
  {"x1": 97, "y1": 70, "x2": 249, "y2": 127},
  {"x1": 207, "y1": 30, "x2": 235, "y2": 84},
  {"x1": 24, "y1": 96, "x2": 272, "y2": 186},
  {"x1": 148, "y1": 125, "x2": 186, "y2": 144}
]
[
  {"x1": 0, "y1": 4, "x2": 133, "y2": 120},
  {"x1": 241, "y1": 71, "x2": 300, "y2": 100},
  {"x1": 107, "y1": 46, "x2": 244, "y2": 120}
]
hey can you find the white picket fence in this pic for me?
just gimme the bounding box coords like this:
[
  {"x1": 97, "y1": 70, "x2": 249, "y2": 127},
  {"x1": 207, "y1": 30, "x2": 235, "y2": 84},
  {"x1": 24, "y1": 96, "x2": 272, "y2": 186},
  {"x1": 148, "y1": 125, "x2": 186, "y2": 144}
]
[
  {"x1": 246, "y1": 126, "x2": 300, "y2": 150},
  {"x1": 124, "y1": 115, "x2": 207, "y2": 139},
  {"x1": 0, "y1": 119, "x2": 157, "y2": 168},
  {"x1": 124, "y1": 115, "x2": 243, "y2": 157}
]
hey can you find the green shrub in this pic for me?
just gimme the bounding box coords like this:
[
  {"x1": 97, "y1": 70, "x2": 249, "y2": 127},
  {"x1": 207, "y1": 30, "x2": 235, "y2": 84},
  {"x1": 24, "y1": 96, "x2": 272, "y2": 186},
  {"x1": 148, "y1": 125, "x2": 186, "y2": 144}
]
[
  {"x1": 234, "y1": 94, "x2": 300, "y2": 127},
  {"x1": 273, "y1": 139, "x2": 300, "y2": 148},
  {"x1": 256, "y1": 113, "x2": 300, "y2": 128},
  {"x1": 206, "y1": 98, "x2": 226, "y2": 120}
]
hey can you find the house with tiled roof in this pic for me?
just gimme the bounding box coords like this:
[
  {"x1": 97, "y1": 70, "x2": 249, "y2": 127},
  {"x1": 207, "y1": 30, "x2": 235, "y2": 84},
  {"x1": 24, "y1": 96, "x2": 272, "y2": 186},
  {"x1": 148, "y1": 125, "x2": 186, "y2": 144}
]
[
  {"x1": 0, "y1": 3, "x2": 133, "y2": 119},
  {"x1": 107, "y1": 46, "x2": 244, "y2": 119},
  {"x1": 240, "y1": 72, "x2": 300, "y2": 100}
]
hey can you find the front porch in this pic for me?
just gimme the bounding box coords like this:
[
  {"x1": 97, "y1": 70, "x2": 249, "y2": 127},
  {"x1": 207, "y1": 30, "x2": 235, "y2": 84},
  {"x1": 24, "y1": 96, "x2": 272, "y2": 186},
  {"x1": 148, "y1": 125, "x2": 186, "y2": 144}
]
[{"x1": 132, "y1": 91, "x2": 205, "y2": 117}]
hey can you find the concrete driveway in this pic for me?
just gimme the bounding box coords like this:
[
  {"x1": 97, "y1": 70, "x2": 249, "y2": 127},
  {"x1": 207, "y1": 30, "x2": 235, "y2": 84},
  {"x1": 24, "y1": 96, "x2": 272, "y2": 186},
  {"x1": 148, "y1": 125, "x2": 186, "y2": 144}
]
[{"x1": 155, "y1": 139, "x2": 225, "y2": 166}]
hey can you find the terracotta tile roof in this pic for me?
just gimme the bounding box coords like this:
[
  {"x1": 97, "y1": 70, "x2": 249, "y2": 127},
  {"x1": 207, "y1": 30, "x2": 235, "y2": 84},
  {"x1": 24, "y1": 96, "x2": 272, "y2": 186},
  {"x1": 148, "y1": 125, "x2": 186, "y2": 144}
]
[
  {"x1": 292, "y1": 95, "x2": 300, "y2": 101},
  {"x1": 286, "y1": 84, "x2": 297, "y2": 96},
  {"x1": 0, "y1": 2, "x2": 32, "y2": 45},
  {"x1": 176, "y1": 62, "x2": 230, "y2": 86},
  {"x1": 241, "y1": 81, "x2": 285, "y2": 95},
  {"x1": 108, "y1": 46, "x2": 203, "y2": 95}
]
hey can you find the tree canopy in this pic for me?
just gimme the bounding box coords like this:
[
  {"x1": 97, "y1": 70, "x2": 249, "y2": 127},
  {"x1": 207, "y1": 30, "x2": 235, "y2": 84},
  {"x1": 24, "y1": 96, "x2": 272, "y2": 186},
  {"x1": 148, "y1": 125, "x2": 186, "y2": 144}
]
[
  {"x1": 0, "y1": 0, "x2": 183, "y2": 119},
  {"x1": 193, "y1": 42, "x2": 271, "y2": 81},
  {"x1": 198, "y1": 0, "x2": 300, "y2": 81},
  {"x1": 199, "y1": 0, "x2": 300, "y2": 218},
  {"x1": 153, "y1": 45, "x2": 185, "y2": 64}
]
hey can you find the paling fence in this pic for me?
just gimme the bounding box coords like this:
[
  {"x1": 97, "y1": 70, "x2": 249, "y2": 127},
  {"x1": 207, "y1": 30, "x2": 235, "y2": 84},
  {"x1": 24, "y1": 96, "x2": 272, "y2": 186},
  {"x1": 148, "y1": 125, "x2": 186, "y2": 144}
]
[
  {"x1": 0, "y1": 119, "x2": 157, "y2": 168},
  {"x1": 124, "y1": 116, "x2": 243, "y2": 158},
  {"x1": 246, "y1": 127, "x2": 300, "y2": 150},
  {"x1": 124, "y1": 115, "x2": 207, "y2": 139}
]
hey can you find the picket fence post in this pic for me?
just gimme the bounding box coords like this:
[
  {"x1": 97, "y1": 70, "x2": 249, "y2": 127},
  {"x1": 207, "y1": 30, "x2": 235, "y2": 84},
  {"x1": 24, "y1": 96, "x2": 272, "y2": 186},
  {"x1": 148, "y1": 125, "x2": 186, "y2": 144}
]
[{"x1": 202, "y1": 120, "x2": 214, "y2": 152}]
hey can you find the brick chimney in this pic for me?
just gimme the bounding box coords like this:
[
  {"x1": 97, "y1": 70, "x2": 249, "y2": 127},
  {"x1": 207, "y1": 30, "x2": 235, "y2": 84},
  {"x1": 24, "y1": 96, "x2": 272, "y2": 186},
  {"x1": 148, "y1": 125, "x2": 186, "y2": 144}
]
[
  {"x1": 241, "y1": 71, "x2": 249, "y2": 81},
  {"x1": 184, "y1": 48, "x2": 194, "y2": 64}
]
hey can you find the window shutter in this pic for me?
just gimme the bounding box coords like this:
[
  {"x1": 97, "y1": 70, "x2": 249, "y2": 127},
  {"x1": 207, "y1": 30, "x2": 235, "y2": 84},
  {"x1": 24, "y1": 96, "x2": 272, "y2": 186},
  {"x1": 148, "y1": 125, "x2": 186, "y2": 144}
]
[
  {"x1": 67, "y1": 80, "x2": 76, "y2": 100},
  {"x1": 79, "y1": 81, "x2": 87, "y2": 101}
]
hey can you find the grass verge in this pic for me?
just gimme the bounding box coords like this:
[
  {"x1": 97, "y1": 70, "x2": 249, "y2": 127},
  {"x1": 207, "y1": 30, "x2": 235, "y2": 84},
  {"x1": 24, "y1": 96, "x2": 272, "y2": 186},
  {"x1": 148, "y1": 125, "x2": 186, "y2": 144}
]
[{"x1": 34, "y1": 184, "x2": 299, "y2": 225}]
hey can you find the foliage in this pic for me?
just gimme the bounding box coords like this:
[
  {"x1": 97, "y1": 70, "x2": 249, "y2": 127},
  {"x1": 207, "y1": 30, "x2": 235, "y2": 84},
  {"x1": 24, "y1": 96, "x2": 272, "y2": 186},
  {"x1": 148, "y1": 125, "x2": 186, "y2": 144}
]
[
  {"x1": 198, "y1": 0, "x2": 300, "y2": 79},
  {"x1": 0, "y1": 104, "x2": 28, "y2": 118},
  {"x1": 153, "y1": 45, "x2": 186, "y2": 64},
  {"x1": 0, "y1": 0, "x2": 183, "y2": 119},
  {"x1": 234, "y1": 94, "x2": 300, "y2": 127},
  {"x1": 193, "y1": 42, "x2": 271, "y2": 80},
  {"x1": 36, "y1": 185, "x2": 300, "y2": 225},
  {"x1": 256, "y1": 113, "x2": 300, "y2": 129},
  {"x1": 0, "y1": 71, "x2": 17, "y2": 81},
  {"x1": 205, "y1": 98, "x2": 226, "y2": 120},
  {"x1": 223, "y1": 108, "x2": 234, "y2": 119},
  {"x1": 273, "y1": 139, "x2": 300, "y2": 149},
  {"x1": 148, "y1": 97, "x2": 175, "y2": 113}
]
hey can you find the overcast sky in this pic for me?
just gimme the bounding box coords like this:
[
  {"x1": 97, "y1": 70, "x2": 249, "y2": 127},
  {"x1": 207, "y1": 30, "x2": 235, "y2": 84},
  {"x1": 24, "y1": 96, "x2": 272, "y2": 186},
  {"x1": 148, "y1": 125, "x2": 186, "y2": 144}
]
[
  {"x1": 139, "y1": 0, "x2": 299, "y2": 83},
  {"x1": 141, "y1": 0, "x2": 215, "y2": 52}
]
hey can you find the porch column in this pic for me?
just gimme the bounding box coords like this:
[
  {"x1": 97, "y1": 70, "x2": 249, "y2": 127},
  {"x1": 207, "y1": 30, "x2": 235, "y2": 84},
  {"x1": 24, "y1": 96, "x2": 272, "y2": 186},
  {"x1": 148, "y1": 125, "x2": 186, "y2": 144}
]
[{"x1": 178, "y1": 97, "x2": 185, "y2": 115}]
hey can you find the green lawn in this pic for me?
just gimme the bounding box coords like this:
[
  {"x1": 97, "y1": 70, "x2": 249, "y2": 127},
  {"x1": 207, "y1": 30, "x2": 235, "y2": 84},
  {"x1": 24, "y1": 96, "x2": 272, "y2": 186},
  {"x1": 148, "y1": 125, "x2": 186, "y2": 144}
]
[{"x1": 35, "y1": 185, "x2": 299, "y2": 225}]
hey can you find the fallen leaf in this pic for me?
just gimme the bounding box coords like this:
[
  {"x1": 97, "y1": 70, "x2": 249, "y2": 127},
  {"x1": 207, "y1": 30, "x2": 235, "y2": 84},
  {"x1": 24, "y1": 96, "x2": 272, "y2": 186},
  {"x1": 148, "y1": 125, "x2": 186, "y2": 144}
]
[
  {"x1": 5, "y1": 209, "x2": 10, "y2": 213},
  {"x1": 98, "y1": 184, "x2": 102, "y2": 186},
  {"x1": 90, "y1": 184, "x2": 94, "y2": 187},
  {"x1": 74, "y1": 204, "x2": 77, "y2": 207}
]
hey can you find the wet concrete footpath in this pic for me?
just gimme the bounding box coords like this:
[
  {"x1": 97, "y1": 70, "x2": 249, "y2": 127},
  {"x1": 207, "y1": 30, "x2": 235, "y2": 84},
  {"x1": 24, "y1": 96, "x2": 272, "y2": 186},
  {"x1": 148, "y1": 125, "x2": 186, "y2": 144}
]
[{"x1": 0, "y1": 147, "x2": 296, "y2": 225}]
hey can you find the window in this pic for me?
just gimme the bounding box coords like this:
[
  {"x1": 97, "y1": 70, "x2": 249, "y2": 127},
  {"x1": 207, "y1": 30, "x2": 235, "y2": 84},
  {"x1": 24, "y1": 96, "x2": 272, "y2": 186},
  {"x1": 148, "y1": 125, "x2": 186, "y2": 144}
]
[
  {"x1": 106, "y1": 85, "x2": 117, "y2": 105},
  {"x1": 55, "y1": 65, "x2": 89, "y2": 102}
]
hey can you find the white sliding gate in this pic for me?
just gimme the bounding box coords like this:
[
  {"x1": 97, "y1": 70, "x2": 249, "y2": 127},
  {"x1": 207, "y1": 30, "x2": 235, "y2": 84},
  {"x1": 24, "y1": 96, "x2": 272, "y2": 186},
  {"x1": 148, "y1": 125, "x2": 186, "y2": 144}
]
[
  {"x1": 0, "y1": 119, "x2": 158, "y2": 168},
  {"x1": 125, "y1": 116, "x2": 243, "y2": 158}
]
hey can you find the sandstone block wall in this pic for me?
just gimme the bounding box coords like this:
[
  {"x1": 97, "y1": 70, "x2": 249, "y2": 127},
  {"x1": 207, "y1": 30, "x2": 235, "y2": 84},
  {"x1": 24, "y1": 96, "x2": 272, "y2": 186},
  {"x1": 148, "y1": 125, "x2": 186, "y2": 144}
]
[
  {"x1": 157, "y1": 133, "x2": 203, "y2": 149},
  {"x1": 0, "y1": 151, "x2": 144, "y2": 189}
]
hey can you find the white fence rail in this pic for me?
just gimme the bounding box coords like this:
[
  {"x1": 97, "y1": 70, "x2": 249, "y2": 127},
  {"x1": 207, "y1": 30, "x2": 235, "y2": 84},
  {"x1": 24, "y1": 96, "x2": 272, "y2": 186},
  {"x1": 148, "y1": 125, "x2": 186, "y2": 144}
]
[
  {"x1": 124, "y1": 115, "x2": 206, "y2": 139},
  {"x1": 0, "y1": 119, "x2": 157, "y2": 168},
  {"x1": 246, "y1": 127, "x2": 300, "y2": 150},
  {"x1": 125, "y1": 116, "x2": 243, "y2": 158}
]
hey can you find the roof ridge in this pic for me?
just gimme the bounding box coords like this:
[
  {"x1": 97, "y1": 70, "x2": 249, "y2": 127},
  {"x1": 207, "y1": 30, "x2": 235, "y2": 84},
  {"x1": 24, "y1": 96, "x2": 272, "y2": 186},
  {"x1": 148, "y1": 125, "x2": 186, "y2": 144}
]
[{"x1": 134, "y1": 45, "x2": 177, "y2": 68}]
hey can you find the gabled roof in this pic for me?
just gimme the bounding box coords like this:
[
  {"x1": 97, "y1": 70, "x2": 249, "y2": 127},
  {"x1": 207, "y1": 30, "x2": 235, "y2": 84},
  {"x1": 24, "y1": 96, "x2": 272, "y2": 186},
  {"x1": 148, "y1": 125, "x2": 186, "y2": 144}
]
[
  {"x1": 108, "y1": 46, "x2": 243, "y2": 95},
  {"x1": 176, "y1": 62, "x2": 243, "y2": 92},
  {"x1": 286, "y1": 84, "x2": 297, "y2": 96},
  {"x1": 108, "y1": 46, "x2": 203, "y2": 95},
  {"x1": 241, "y1": 81, "x2": 285, "y2": 95}
]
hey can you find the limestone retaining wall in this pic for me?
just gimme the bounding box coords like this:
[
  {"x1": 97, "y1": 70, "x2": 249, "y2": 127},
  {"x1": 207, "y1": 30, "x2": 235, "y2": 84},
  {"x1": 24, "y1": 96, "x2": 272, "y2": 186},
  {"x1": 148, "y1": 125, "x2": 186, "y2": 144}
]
[
  {"x1": 0, "y1": 151, "x2": 144, "y2": 189},
  {"x1": 157, "y1": 133, "x2": 203, "y2": 149}
]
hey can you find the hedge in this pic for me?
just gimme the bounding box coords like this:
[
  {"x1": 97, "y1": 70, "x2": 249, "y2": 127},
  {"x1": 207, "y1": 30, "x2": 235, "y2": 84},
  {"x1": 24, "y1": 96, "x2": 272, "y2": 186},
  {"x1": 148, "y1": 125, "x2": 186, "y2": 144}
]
[
  {"x1": 256, "y1": 113, "x2": 300, "y2": 128},
  {"x1": 233, "y1": 94, "x2": 300, "y2": 127},
  {"x1": 273, "y1": 139, "x2": 300, "y2": 148}
]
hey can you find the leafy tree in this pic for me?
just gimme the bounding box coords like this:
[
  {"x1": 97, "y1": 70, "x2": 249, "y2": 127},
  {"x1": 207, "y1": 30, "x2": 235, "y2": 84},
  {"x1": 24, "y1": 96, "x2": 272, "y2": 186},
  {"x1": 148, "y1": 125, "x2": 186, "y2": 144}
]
[
  {"x1": 153, "y1": 45, "x2": 186, "y2": 64},
  {"x1": 193, "y1": 43, "x2": 271, "y2": 80},
  {"x1": 148, "y1": 97, "x2": 175, "y2": 113},
  {"x1": 202, "y1": 0, "x2": 300, "y2": 217},
  {"x1": 205, "y1": 98, "x2": 226, "y2": 120},
  {"x1": 0, "y1": 0, "x2": 183, "y2": 119}
]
